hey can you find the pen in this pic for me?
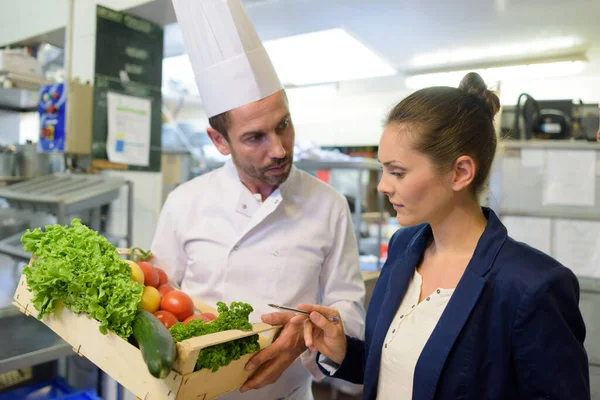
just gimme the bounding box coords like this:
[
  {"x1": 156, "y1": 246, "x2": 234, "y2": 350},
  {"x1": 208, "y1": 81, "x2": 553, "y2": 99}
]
[{"x1": 268, "y1": 304, "x2": 339, "y2": 323}]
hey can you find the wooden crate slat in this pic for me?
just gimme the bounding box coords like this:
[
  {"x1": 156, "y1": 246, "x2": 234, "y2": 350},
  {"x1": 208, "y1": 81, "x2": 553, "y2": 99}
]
[{"x1": 14, "y1": 256, "x2": 281, "y2": 400}]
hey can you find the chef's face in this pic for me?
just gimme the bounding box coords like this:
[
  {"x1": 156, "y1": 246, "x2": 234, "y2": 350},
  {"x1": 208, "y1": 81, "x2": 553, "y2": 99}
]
[
  {"x1": 377, "y1": 123, "x2": 455, "y2": 227},
  {"x1": 210, "y1": 91, "x2": 294, "y2": 187}
]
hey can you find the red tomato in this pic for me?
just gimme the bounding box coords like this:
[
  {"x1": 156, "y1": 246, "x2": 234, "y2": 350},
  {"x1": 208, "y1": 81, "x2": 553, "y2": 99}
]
[
  {"x1": 154, "y1": 310, "x2": 178, "y2": 329},
  {"x1": 138, "y1": 261, "x2": 159, "y2": 287},
  {"x1": 157, "y1": 284, "x2": 174, "y2": 297},
  {"x1": 156, "y1": 268, "x2": 168, "y2": 286},
  {"x1": 183, "y1": 314, "x2": 210, "y2": 325},
  {"x1": 202, "y1": 312, "x2": 217, "y2": 321},
  {"x1": 160, "y1": 291, "x2": 194, "y2": 321}
]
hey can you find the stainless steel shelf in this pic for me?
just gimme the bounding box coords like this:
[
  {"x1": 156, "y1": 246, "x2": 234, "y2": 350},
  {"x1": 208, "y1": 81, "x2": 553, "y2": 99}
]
[
  {"x1": 0, "y1": 232, "x2": 31, "y2": 262},
  {"x1": 0, "y1": 173, "x2": 126, "y2": 216},
  {"x1": 502, "y1": 139, "x2": 600, "y2": 151},
  {"x1": 195, "y1": 157, "x2": 382, "y2": 173},
  {"x1": 580, "y1": 276, "x2": 600, "y2": 293},
  {"x1": 0, "y1": 312, "x2": 72, "y2": 374},
  {"x1": 294, "y1": 158, "x2": 381, "y2": 171},
  {"x1": 499, "y1": 208, "x2": 600, "y2": 221}
]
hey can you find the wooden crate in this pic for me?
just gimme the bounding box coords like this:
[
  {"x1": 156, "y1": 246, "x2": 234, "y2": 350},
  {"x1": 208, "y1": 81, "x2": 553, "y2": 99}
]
[{"x1": 12, "y1": 255, "x2": 280, "y2": 400}]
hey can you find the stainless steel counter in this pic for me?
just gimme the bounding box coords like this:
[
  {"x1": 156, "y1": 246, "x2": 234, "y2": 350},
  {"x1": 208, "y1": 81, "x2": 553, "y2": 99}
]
[
  {"x1": 0, "y1": 252, "x2": 72, "y2": 374},
  {"x1": 0, "y1": 312, "x2": 72, "y2": 374}
]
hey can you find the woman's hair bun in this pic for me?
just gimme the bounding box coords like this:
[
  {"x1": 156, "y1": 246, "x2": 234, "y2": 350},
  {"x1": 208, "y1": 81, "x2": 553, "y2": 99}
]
[{"x1": 458, "y1": 72, "x2": 501, "y2": 119}]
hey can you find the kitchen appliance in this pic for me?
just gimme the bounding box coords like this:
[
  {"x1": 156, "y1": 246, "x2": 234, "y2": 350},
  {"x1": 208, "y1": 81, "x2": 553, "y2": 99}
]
[{"x1": 513, "y1": 94, "x2": 573, "y2": 140}]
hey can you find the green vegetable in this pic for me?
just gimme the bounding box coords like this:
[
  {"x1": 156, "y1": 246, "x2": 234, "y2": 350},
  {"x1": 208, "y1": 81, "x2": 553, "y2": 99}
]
[
  {"x1": 132, "y1": 310, "x2": 176, "y2": 379},
  {"x1": 21, "y1": 219, "x2": 143, "y2": 339},
  {"x1": 170, "y1": 301, "x2": 260, "y2": 372},
  {"x1": 130, "y1": 247, "x2": 152, "y2": 261}
]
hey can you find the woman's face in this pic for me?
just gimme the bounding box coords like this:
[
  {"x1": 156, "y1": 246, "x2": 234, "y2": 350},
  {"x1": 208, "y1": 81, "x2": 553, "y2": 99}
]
[{"x1": 377, "y1": 123, "x2": 455, "y2": 227}]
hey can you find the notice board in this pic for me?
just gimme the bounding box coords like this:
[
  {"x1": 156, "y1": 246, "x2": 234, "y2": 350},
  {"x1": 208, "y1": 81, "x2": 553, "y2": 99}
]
[{"x1": 91, "y1": 5, "x2": 163, "y2": 172}]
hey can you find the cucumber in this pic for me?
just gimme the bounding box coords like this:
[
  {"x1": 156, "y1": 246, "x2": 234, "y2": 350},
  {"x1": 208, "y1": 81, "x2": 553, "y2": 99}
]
[{"x1": 132, "y1": 310, "x2": 176, "y2": 379}]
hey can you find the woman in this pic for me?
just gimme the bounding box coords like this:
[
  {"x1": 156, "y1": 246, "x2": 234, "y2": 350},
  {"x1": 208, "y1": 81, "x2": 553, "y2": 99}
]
[{"x1": 280, "y1": 72, "x2": 590, "y2": 399}]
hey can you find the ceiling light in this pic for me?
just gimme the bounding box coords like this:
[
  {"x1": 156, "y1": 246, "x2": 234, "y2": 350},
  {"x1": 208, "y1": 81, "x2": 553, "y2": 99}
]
[
  {"x1": 162, "y1": 28, "x2": 396, "y2": 96},
  {"x1": 263, "y1": 28, "x2": 397, "y2": 86},
  {"x1": 410, "y1": 36, "x2": 584, "y2": 68},
  {"x1": 404, "y1": 60, "x2": 587, "y2": 90}
]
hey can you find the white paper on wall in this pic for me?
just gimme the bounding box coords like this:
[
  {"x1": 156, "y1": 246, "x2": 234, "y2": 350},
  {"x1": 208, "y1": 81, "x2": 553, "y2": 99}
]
[
  {"x1": 553, "y1": 219, "x2": 600, "y2": 277},
  {"x1": 543, "y1": 150, "x2": 596, "y2": 207}
]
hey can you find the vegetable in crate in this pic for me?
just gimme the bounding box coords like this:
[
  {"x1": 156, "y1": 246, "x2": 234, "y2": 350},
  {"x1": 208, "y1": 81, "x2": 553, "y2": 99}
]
[
  {"x1": 20, "y1": 219, "x2": 143, "y2": 339},
  {"x1": 132, "y1": 310, "x2": 176, "y2": 379},
  {"x1": 170, "y1": 301, "x2": 260, "y2": 372}
]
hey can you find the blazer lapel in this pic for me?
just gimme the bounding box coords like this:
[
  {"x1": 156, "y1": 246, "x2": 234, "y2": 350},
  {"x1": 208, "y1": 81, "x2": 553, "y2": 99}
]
[
  {"x1": 363, "y1": 225, "x2": 431, "y2": 398},
  {"x1": 412, "y1": 268, "x2": 485, "y2": 400},
  {"x1": 413, "y1": 208, "x2": 508, "y2": 400}
]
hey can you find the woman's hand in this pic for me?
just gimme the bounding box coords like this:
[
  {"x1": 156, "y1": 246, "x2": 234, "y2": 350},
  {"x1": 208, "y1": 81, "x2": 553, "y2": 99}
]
[{"x1": 291, "y1": 304, "x2": 347, "y2": 365}]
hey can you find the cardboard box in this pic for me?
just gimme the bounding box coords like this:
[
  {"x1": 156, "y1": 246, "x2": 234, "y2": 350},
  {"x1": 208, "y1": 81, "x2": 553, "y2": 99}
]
[
  {"x1": 65, "y1": 79, "x2": 94, "y2": 155},
  {"x1": 13, "y1": 250, "x2": 280, "y2": 400},
  {"x1": 0, "y1": 50, "x2": 41, "y2": 77}
]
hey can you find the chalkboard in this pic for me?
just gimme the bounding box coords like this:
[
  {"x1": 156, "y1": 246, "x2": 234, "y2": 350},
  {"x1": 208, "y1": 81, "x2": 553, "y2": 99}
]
[{"x1": 91, "y1": 5, "x2": 163, "y2": 172}]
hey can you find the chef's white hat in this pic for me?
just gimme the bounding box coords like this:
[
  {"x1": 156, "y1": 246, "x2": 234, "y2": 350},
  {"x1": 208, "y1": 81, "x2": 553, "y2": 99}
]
[{"x1": 172, "y1": 0, "x2": 283, "y2": 118}]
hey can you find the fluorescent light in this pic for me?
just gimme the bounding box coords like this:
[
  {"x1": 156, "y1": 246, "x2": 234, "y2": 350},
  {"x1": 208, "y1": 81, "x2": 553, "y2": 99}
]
[
  {"x1": 410, "y1": 36, "x2": 584, "y2": 68},
  {"x1": 263, "y1": 28, "x2": 396, "y2": 86},
  {"x1": 405, "y1": 61, "x2": 587, "y2": 90},
  {"x1": 162, "y1": 28, "x2": 396, "y2": 95}
]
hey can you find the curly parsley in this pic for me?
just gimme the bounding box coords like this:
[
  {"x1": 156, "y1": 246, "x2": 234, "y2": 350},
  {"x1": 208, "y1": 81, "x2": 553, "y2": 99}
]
[{"x1": 170, "y1": 301, "x2": 260, "y2": 372}]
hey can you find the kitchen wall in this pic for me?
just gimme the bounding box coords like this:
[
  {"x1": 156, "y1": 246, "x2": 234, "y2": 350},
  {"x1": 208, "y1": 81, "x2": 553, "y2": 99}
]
[{"x1": 165, "y1": 73, "x2": 600, "y2": 147}]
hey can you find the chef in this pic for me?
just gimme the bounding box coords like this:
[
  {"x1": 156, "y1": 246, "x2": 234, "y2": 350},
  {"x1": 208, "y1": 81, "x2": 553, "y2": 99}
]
[{"x1": 151, "y1": 1, "x2": 366, "y2": 399}]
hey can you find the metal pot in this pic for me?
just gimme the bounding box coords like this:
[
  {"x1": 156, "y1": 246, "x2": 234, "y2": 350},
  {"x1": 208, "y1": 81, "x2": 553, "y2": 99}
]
[
  {"x1": 0, "y1": 145, "x2": 21, "y2": 177},
  {"x1": 16, "y1": 143, "x2": 65, "y2": 178}
]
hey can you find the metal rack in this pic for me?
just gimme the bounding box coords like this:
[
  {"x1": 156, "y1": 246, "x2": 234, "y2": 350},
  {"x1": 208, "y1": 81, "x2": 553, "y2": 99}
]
[
  {"x1": 0, "y1": 173, "x2": 133, "y2": 262},
  {"x1": 0, "y1": 313, "x2": 72, "y2": 374},
  {"x1": 0, "y1": 172, "x2": 134, "y2": 380},
  {"x1": 294, "y1": 158, "x2": 384, "y2": 244}
]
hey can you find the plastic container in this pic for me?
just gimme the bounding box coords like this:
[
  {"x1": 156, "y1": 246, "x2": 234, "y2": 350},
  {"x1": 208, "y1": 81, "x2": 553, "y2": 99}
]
[
  {"x1": 57, "y1": 391, "x2": 101, "y2": 400},
  {"x1": 0, "y1": 377, "x2": 101, "y2": 400}
]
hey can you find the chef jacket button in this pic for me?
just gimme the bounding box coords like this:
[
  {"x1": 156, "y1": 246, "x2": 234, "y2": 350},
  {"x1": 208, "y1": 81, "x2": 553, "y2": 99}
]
[
  {"x1": 426, "y1": 297, "x2": 430, "y2": 301},
  {"x1": 385, "y1": 344, "x2": 388, "y2": 348},
  {"x1": 437, "y1": 289, "x2": 441, "y2": 294},
  {"x1": 392, "y1": 329, "x2": 396, "y2": 333},
  {"x1": 412, "y1": 305, "x2": 415, "y2": 308},
  {"x1": 242, "y1": 204, "x2": 247, "y2": 209},
  {"x1": 273, "y1": 251, "x2": 279, "y2": 256},
  {"x1": 400, "y1": 315, "x2": 404, "y2": 319}
]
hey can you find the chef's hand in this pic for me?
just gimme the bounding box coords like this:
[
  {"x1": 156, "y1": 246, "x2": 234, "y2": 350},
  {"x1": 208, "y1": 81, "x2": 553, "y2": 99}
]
[
  {"x1": 239, "y1": 311, "x2": 307, "y2": 393},
  {"x1": 292, "y1": 304, "x2": 347, "y2": 365}
]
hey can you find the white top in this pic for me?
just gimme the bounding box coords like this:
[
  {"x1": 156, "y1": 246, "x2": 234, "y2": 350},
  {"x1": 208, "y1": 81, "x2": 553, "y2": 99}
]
[
  {"x1": 377, "y1": 271, "x2": 454, "y2": 399},
  {"x1": 151, "y1": 159, "x2": 366, "y2": 400},
  {"x1": 172, "y1": 0, "x2": 282, "y2": 117}
]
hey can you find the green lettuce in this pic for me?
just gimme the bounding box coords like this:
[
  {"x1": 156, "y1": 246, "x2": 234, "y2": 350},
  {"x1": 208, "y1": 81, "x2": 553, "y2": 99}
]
[
  {"x1": 21, "y1": 219, "x2": 143, "y2": 339},
  {"x1": 170, "y1": 301, "x2": 259, "y2": 372}
]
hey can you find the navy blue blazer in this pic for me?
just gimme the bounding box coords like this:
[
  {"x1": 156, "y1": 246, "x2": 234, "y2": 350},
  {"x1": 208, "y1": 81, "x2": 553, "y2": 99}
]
[{"x1": 322, "y1": 208, "x2": 589, "y2": 399}]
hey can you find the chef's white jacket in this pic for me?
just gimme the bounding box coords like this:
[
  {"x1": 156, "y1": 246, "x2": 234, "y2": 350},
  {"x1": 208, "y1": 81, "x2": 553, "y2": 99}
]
[{"x1": 151, "y1": 159, "x2": 366, "y2": 400}]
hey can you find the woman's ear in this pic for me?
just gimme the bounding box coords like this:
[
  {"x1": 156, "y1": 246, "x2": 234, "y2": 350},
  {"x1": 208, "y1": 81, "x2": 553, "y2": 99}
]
[{"x1": 451, "y1": 155, "x2": 476, "y2": 192}]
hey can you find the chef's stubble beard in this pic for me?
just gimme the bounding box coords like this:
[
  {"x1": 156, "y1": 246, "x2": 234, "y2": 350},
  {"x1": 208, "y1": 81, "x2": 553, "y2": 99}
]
[{"x1": 231, "y1": 151, "x2": 293, "y2": 187}]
